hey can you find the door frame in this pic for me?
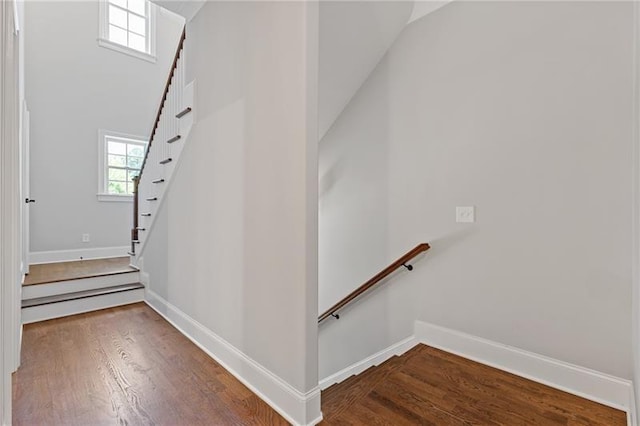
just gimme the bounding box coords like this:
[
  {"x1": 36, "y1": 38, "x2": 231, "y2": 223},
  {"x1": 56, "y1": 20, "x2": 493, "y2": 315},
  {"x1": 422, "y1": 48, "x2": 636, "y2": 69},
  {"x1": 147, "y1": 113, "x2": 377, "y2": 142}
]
[{"x1": 1, "y1": 0, "x2": 23, "y2": 424}]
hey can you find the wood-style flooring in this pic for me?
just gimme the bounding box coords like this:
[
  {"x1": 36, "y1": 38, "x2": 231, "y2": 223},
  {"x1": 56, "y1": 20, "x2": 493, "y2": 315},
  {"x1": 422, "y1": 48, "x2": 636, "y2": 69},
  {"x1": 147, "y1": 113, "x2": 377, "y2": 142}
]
[
  {"x1": 14, "y1": 303, "x2": 627, "y2": 425},
  {"x1": 13, "y1": 303, "x2": 288, "y2": 425},
  {"x1": 320, "y1": 345, "x2": 627, "y2": 425},
  {"x1": 23, "y1": 256, "x2": 135, "y2": 286}
]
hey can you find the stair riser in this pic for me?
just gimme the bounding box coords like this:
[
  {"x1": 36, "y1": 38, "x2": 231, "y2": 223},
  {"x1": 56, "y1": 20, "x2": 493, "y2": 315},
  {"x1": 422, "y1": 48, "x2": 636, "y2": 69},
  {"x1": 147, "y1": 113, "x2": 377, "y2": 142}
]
[
  {"x1": 22, "y1": 288, "x2": 144, "y2": 324},
  {"x1": 22, "y1": 271, "x2": 140, "y2": 300}
]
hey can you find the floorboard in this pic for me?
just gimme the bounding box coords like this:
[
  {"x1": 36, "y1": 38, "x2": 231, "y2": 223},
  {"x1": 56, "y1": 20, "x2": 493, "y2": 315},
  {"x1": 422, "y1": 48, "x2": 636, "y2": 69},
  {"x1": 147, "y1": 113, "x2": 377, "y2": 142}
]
[
  {"x1": 320, "y1": 345, "x2": 627, "y2": 425},
  {"x1": 14, "y1": 303, "x2": 628, "y2": 425},
  {"x1": 23, "y1": 257, "x2": 135, "y2": 286},
  {"x1": 12, "y1": 303, "x2": 289, "y2": 426}
]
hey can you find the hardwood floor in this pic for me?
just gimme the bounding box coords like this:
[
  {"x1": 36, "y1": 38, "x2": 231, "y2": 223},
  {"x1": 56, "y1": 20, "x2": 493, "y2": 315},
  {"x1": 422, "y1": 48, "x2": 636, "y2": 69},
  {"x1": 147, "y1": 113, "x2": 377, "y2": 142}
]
[
  {"x1": 320, "y1": 345, "x2": 627, "y2": 425},
  {"x1": 13, "y1": 303, "x2": 288, "y2": 425},
  {"x1": 14, "y1": 303, "x2": 627, "y2": 425},
  {"x1": 23, "y1": 257, "x2": 136, "y2": 286}
]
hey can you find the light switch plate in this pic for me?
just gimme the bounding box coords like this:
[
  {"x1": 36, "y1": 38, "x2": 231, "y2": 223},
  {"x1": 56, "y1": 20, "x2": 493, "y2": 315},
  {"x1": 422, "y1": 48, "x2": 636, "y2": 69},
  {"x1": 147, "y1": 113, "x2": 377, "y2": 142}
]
[{"x1": 456, "y1": 206, "x2": 475, "y2": 223}]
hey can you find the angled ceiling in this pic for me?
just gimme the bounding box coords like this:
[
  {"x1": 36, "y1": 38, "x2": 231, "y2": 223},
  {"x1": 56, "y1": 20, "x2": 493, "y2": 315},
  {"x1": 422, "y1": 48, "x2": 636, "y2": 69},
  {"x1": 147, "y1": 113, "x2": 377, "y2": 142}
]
[
  {"x1": 319, "y1": 1, "x2": 413, "y2": 139},
  {"x1": 152, "y1": 0, "x2": 453, "y2": 140}
]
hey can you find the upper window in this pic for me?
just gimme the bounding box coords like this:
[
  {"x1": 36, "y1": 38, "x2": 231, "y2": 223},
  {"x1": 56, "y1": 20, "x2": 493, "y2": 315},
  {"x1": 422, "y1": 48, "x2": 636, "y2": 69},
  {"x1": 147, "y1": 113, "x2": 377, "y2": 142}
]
[
  {"x1": 98, "y1": 130, "x2": 147, "y2": 202},
  {"x1": 98, "y1": 0, "x2": 156, "y2": 63}
]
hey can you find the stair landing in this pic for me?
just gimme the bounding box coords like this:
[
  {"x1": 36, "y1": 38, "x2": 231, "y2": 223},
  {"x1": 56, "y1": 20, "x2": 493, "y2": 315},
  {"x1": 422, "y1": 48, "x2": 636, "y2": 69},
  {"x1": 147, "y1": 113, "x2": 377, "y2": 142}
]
[
  {"x1": 23, "y1": 257, "x2": 135, "y2": 286},
  {"x1": 22, "y1": 256, "x2": 143, "y2": 324},
  {"x1": 320, "y1": 344, "x2": 626, "y2": 425}
]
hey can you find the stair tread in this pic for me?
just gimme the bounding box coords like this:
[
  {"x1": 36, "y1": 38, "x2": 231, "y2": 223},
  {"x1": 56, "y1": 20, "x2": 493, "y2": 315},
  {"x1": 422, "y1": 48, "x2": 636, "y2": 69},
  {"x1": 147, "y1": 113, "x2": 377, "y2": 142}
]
[
  {"x1": 322, "y1": 354, "x2": 406, "y2": 421},
  {"x1": 23, "y1": 257, "x2": 137, "y2": 286},
  {"x1": 22, "y1": 283, "x2": 144, "y2": 308}
]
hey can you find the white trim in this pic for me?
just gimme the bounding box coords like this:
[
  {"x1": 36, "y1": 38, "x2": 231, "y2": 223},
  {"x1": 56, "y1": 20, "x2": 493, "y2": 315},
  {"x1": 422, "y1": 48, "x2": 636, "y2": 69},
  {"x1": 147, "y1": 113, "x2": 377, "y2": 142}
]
[
  {"x1": 145, "y1": 289, "x2": 323, "y2": 426},
  {"x1": 97, "y1": 0, "x2": 157, "y2": 63},
  {"x1": 21, "y1": 289, "x2": 144, "y2": 324},
  {"x1": 97, "y1": 193, "x2": 133, "y2": 202},
  {"x1": 1, "y1": 0, "x2": 22, "y2": 423},
  {"x1": 29, "y1": 246, "x2": 129, "y2": 265},
  {"x1": 629, "y1": 385, "x2": 637, "y2": 426},
  {"x1": 135, "y1": 78, "x2": 194, "y2": 258},
  {"x1": 97, "y1": 129, "x2": 147, "y2": 200},
  {"x1": 319, "y1": 336, "x2": 418, "y2": 390},
  {"x1": 632, "y1": 2, "x2": 640, "y2": 424},
  {"x1": 97, "y1": 38, "x2": 156, "y2": 63},
  {"x1": 22, "y1": 271, "x2": 140, "y2": 300},
  {"x1": 414, "y1": 320, "x2": 634, "y2": 419}
]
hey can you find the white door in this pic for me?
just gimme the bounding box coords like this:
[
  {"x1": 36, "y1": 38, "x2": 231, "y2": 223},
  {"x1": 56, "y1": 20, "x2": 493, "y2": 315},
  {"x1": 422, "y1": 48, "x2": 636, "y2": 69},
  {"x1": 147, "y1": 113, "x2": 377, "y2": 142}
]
[{"x1": 21, "y1": 102, "x2": 30, "y2": 275}]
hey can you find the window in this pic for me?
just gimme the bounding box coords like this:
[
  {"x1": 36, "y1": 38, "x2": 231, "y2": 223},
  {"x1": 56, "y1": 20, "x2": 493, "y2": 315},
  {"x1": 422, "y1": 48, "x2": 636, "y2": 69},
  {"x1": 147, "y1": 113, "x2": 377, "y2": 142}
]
[
  {"x1": 98, "y1": 0, "x2": 156, "y2": 62},
  {"x1": 98, "y1": 130, "x2": 147, "y2": 202}
]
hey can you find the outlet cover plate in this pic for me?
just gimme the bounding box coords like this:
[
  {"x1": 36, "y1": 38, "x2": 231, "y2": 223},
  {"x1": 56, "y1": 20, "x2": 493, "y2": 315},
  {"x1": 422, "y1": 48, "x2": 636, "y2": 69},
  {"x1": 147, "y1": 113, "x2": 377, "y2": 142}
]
[{"x1": 456, "y1": 206, "x2": 475, "y2": 223}]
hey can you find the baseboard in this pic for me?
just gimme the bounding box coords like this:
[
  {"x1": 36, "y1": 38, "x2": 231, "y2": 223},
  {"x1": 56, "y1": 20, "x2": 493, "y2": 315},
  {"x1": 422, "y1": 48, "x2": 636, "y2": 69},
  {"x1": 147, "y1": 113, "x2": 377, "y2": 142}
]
[
  {"x1": 319, "y1": 336, "x2": 418, "y2": 390},
  {"x1": 30, "y1": 246, "x2": 129, "y2": 264},
  {"x1": 415, "y1": 320, "x2": 635, "y2": 421},
  {"x1": 628, "y1": 385, "x2": 637, "y2": 426},
  {"x1": 144, "y1": 289, "x2": 322, "y2": 426}
]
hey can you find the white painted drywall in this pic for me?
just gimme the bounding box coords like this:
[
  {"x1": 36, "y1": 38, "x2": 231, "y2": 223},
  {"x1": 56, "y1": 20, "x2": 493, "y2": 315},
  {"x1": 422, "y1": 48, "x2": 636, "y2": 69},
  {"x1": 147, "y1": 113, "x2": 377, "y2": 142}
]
[
  {"x1": 319, "y1": 1, "x2": 634, "y2": 381},
  {"x1": 318, "y1": 1, "x2": 412, "y2": 140},
  {"x1": 25, "y1": 1, "x2": 184, "y2": 253},
  {"x1": 141, "y1": 0, "x2": 319, "y2": 420},
  {"x1": 151, "y1": 0, "x2": 204, "y2": 22}
]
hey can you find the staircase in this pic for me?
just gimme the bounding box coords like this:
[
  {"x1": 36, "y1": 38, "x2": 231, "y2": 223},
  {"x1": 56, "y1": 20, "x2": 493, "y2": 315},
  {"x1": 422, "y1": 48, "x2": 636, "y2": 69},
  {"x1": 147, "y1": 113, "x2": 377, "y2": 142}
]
[
  {"x1": 21, "y1": 257, "x2": 144, "y2": 324},
  {"x1": 130, "y1": 26, "x2": 193, "y2": 261},
  {"x1": 319, "y1": 344, "x2": 626, "y2": 425}
]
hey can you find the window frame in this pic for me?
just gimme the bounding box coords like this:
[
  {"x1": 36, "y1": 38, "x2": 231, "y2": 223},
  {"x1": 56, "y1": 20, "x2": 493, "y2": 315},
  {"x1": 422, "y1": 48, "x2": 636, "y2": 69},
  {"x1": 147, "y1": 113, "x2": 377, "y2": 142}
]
[
  {"x1": 97, "y1": 129, "x2": 148, "y2": 202},
  {"x1": 98, "y1": 0, "x2": 157, "y2": 63}
]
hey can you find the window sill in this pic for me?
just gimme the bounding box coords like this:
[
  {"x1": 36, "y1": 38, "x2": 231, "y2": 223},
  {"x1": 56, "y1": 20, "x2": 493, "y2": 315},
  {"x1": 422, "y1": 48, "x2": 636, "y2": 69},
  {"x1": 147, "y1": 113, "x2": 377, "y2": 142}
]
[
  {"x1": 97, "y1": 38, "x2": 156, "y2": 63},
  {"x1": 97, "y1": 193, "x2": 133, "y2": 203}
]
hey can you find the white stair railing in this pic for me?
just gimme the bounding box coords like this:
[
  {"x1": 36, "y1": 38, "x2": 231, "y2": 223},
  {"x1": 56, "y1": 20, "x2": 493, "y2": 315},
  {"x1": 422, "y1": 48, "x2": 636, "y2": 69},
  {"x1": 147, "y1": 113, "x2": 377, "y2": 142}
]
[{"x1": 130, "y1": 26, "x2": 194, "y2": 259}]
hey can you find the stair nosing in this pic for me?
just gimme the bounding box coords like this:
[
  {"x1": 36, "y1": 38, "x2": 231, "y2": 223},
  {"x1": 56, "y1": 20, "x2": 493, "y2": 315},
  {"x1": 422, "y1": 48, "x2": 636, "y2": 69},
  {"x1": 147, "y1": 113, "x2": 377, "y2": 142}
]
[
  {"x1": 22, "y1": 269, "x2": 139, "y2": 287},
  {"x1": 22, "y1": 283, "x2": 145, "y2": 308}
]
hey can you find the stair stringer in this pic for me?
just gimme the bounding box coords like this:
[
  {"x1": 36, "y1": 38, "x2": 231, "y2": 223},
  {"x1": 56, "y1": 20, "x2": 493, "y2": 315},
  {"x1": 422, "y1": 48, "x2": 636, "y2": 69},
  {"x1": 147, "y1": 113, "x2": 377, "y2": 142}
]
[{"x1": 133, "y1": 77, "x2": 196, "y2": 261}]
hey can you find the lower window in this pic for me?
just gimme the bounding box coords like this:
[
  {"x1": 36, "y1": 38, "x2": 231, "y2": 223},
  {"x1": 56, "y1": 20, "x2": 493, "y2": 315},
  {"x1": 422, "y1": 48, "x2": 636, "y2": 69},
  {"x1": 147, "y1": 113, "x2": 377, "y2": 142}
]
[{"x1": 98, "y1": 130, "x2": 147, "y2": 201}]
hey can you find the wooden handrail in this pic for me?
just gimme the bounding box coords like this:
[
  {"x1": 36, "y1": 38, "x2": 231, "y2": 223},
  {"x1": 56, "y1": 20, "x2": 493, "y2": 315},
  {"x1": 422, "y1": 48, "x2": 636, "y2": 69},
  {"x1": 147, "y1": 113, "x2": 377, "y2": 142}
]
[
  {"x1": 130, "y1": 176, "x2": 140, "y2": 254},
  {"x1": 318, "y1": 243, "x2": 430, "y2": 323},
  {"x1": 138, "y1": 25, "x2": 187, "y2": 179},
  {"x1": 131, "y1": 26, "x2": 186, "y2": 255}
]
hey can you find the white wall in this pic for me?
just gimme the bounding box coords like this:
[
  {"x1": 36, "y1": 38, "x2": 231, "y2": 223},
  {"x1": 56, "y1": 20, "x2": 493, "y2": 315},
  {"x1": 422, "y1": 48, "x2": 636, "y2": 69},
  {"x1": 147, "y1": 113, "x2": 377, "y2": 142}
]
[
  {"x1": 319, "y1": 1, "x2": 634, "y2": 382},
  {"x1": 140, "y1": 2, "x2": 320, "y2": 424},
  {"x1": 318, "y1": 1, "x2": 412, "y2": 139},
  {"x1": 25, "y1": 1, "x2": 184, "y2": 254}
]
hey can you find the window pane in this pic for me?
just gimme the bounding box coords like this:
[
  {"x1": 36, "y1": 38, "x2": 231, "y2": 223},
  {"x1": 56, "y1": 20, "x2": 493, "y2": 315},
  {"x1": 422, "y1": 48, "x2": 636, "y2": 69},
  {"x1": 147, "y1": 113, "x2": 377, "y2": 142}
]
[
  {"x1": 127, "y1": 144, "x2": 144, "y2": 157},
  {"x1": 108, "y1": 154, "x2": 126, "y2": 167},
  {"x1": 108, "y1": 25, "x2": 128, "y2": 47},
  {"x1": 109, "y1": 0, "x2": 127, "y2": 9},
  {"x1": 107, "y1": 141, "x2": 126, "y2": 155},
  {"x1": 109, "y1": 168, "x2": 127, "y2": 181},
  {"x1": 129, "y1": 13, "x2": 145, "y2": 36},
  {"x1": 108, "y1": 181, "x2": 126, "y2": 194},
  {"x1": 108, "y1": 5, "x2": 127, "y2": 29},
  {"x1": 127, "y1": 182, "x2": 135, "y2": 195},
  {"x1": 128, "y1": 0, "x2": 146, "y2": 16},
  {"x1": 128, "y1": 32, "x2": 146, "y2": 52},
  {"x1": 127, "y1": 157, "x2": 142, "y2": 169}
]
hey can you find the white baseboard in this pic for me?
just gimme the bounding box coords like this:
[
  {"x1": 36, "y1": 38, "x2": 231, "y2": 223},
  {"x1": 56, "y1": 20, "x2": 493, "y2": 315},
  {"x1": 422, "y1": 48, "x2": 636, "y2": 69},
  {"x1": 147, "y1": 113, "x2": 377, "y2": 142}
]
[
  {"x1": 319, "y1": 336, "x2": 418, "y2": 390},
  {"x1": 29, "y1": 246, "x2": 129, "y2": 264},
  {"x1": 414, "y1": 320, "x2": 635, "y2": 422},
  {"x1": 628, "y1": 385, "x2": 637, "y2": 426},
  {"x1": 144, "y1": 289, "x2": 322, "y2": 426}
]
